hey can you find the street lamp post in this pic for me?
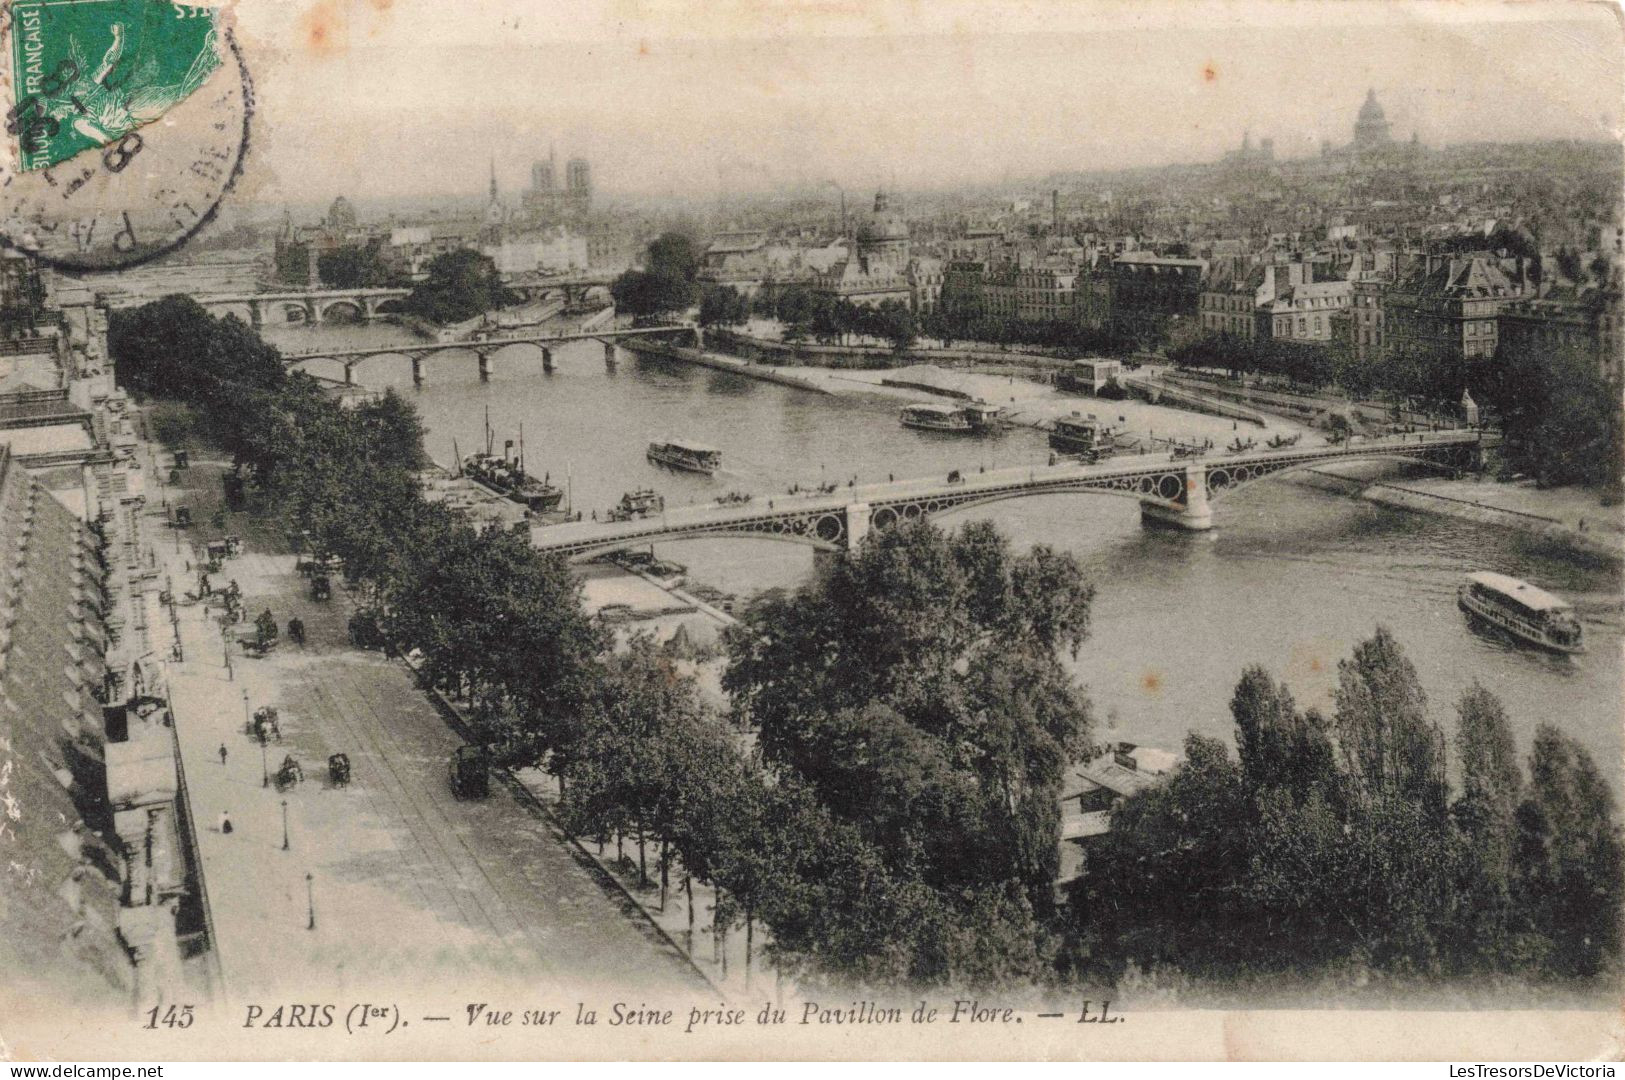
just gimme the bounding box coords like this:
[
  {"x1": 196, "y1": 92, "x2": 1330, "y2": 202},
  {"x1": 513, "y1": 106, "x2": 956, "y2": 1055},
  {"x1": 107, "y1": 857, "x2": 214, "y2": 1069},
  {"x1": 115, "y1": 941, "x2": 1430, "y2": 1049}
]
[
  {"x1": 306, "y1": 873, "x2": 315, "y2": 931},
  {"x1": 260, "y1": 740, "x2": 269, "y2": 788},
  {"x1": 281, "y1": 799, "x2": 289, "y2": 851}
]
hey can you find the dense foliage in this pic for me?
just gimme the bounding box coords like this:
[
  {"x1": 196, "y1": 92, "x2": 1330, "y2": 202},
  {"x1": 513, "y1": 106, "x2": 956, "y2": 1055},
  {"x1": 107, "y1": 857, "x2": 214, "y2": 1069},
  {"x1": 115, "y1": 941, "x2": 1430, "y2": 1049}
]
[
  {"x1": 723, "y1": 520, "x2": 1096, "y2": 979},
  {"x1": 1472, "y1": 338, "x2": 1623, "y2": 489},
  {"x1": 1169, "y1": 332, "x2": 1340, "y2": 389},
  {"x1": 1066, "y1": 629, "x2": 1622, "y2": 987},
  {"x1": 612, "y1": 232, "x2": 702, "y2": 317},
  {"x1": 402, "y1": 249, "x2": 515, "y2": 325},
  {"x1": 317, "y1": 244, "x2": 406, "y2": 290},
  {"x1": 917, "y1": 309, "x2": 1135, "y2": 357}
]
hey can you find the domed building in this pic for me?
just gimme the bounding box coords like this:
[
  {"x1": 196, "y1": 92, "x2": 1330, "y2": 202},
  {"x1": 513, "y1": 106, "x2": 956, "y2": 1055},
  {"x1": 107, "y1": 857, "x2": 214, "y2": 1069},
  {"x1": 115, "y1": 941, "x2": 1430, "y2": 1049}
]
[
  {"x1": 1352, "y1": 89, "x2": 1393, "y2": 151},
  {"x1": 809, "y1": 189, "x2": 914, "y2": 308},
  {"x1": 324, "y1": 195, "x2": 358, "y2": 231},
  {"x1": 854, "y1": 190, "x2": 910, "y2": 272}
]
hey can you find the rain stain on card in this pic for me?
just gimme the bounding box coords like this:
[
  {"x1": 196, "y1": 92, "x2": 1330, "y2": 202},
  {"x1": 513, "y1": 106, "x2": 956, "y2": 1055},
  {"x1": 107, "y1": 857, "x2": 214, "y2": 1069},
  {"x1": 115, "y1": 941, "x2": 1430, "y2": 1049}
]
[
  {"x1": 1141, "y1": 670, "x2": 1163, "y2": 695},
  {"x1": 1203, "y1": 62, "x2": 1219, "y2": 82},
  {"x1": 300, "y1": 0, "x2": 348, "y2": 57}
]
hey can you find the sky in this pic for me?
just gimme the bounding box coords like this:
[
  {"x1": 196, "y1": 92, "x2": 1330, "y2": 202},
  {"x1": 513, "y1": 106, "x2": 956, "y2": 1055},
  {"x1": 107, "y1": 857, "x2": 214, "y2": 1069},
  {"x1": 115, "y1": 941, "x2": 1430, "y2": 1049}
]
[{"x1": 226, "y1": 0, "x2": 1625, "y2": 208}]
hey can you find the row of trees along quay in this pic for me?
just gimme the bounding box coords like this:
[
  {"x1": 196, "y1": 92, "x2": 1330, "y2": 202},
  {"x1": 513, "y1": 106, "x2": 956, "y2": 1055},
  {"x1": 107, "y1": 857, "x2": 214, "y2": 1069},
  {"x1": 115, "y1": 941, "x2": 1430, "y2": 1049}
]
[
  {"x1": 623, "y1": 224, "x2": 1618, "y2": 496},
  {"x1": 111, "y1": 295, "x2": 1621, "y2": 995},
  {"x1": 1165, "y1": 329, "x2": 1622, "y2": 492}
]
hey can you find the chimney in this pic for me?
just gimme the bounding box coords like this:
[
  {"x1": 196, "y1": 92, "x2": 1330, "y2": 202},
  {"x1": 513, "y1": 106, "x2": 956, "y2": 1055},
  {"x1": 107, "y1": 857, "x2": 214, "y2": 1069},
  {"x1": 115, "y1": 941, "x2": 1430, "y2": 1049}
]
[{"x1": 1052, "y1": 190, "x2": 1060, "y2": 235}]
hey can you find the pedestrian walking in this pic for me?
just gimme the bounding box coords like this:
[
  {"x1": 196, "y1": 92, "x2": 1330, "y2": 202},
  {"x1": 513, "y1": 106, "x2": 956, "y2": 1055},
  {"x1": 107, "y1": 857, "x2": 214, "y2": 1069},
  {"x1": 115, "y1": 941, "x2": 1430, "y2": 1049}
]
[
  {"x1": 218, "y1": 810, "x2": 233, "y2": 835},
  {"x1": 218, "y1": 743, "x2": 228, "y2": 767}
]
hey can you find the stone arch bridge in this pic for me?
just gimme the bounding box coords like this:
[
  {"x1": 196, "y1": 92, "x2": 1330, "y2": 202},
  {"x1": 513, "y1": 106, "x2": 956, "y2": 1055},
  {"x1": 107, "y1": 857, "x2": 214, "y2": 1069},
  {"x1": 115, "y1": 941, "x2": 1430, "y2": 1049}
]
[
  {"x1": 282, "y1": 324, "x2": 702, "y2": 385},
  {"x1": 115, "y1": 272, "x2": 617, "y2": 328},
  {"x1": 532, "y1": 431, "x2": 1492, "y2": 560}
]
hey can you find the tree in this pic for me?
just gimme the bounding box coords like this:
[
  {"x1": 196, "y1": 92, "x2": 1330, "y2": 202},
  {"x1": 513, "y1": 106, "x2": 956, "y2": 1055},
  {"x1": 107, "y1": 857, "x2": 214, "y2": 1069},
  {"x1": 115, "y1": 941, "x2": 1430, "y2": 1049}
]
[
  {"x1": 318, "y1": 244, "x2": 403, "y2": 289},
  {"x1": 110, "y1": 295, "x2": 286, "y2": 403},
  {"x1": 698, "y1": 284, "x2": 750, "y2": 328},
  {"x1": 1229, "y1": 665, "x2": 1338, "y2": 801},
  {"x1": 1513, "y1": 726, "x2": 1624, "y2": 976},
  {"x1": 402, "y1": 249, "x2": 512, "y2": 325},
  {"x1": 1450, "y1": 684, "x2": 1523, "y2": 964},
  {"x1": 1476, "y1": 337, "x2": 1622, "y2": 489},
  {"x1": 354, "y1": 389, "x2": 429, "y2": 470},
  {"x1": 724, "y1": 519, "x2": 1094, "y2": 936},
  {"x1": 1331, "y1": 626, "x2": 1446, "y2": 811},
  {"x1": 612, "y1": 231, "x2": 701, "y2": 318}
]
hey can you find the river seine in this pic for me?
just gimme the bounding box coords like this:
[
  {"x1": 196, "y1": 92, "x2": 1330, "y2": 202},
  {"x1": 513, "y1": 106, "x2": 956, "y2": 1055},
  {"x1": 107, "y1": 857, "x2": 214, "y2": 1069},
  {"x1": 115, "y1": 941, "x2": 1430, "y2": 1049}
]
[{"x1": 267, "y1": 323, "x2": 1623, "y2": 791}]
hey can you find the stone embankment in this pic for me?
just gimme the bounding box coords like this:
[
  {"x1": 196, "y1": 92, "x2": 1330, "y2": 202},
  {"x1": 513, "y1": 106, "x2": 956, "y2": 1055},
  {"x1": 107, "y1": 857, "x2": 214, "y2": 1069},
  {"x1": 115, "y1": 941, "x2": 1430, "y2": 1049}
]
[{"x1": 1303, "y1": 468, "x2": 1621, "y2": 564}]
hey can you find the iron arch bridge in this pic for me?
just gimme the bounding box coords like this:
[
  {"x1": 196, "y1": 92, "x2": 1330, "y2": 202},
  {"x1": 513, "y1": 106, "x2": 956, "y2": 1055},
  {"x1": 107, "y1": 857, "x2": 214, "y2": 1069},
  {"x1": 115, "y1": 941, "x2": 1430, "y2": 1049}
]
[
  {"x1": 281, "y1": 323, "x2": 702, "y2": 385},
  {"x1": 531, "y1": 431, "x2": 1491, "y2": 561}
]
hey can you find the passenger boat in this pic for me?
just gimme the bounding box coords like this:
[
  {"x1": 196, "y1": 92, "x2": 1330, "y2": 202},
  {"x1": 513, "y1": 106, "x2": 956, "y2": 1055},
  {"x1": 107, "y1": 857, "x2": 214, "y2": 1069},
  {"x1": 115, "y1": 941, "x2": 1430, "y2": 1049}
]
[
  {"x1": 961, "y1": 401, "x2": 1005, "y2": 432},
  {"x1": 899, "y1": 403, "x2": 974, "y2": 433},
  {"x1": 1227, "y1": 436, "x2": 1257, "y2": 453},
  {"x1": 647, "y1": 440, "x2": 722, "y2": 474},
  {"x1": 461, "y1": 411, "x2": 564, "y2": 513},
  {"x1": 608, "y1": 488, "x2": 665, "y2": 522},
  {"x1": 1457, "y1": 571, "x2": 1585, "y2": 655},
  {"x1": 1049, "y1": 413, "x2": 1121, "y2": 460},
  {"x1": 1266, "y1": 432, "x2": 1301, "y2": 449}
]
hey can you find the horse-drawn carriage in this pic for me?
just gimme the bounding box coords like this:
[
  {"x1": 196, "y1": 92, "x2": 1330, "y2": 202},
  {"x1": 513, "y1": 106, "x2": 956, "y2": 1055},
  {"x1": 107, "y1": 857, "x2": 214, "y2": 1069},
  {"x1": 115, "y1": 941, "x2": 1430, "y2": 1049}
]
[
  {"x1": 449, "y1": 745, "x2": 490, "y2": 799},
  {"x1": 310, "y1": 575, "x2": 332, "y2": 601},
  {"x1": 242, "y1": 609, "x2": 279, "y2": 656},
  {"x1": 273, "y1": 755, "x2": 303, "y2": 792},
  {"x1": 248, "y1": 705, "x2": 281, "y2": 743},
  {"x1": 327, "y1": 752, "x2": 351, "y2": 787},
  {"x1": 348, "y1": 609, "x2": 386, "y2": 650}
]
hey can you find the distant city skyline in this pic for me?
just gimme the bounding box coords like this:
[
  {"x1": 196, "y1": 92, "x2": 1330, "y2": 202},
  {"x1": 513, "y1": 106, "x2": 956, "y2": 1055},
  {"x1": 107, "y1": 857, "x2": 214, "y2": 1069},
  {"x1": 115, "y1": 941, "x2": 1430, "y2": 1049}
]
[{"x1": 231, "y1": 0, "x2": 1622, "y2": 208}]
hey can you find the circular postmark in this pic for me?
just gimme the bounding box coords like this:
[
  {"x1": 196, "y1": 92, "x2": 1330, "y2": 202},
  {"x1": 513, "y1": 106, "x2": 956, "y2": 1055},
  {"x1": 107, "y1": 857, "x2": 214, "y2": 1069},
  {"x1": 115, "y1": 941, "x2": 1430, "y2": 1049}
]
[{"x1": 0, "y1": 4, "x2": 252, "y2": 273}]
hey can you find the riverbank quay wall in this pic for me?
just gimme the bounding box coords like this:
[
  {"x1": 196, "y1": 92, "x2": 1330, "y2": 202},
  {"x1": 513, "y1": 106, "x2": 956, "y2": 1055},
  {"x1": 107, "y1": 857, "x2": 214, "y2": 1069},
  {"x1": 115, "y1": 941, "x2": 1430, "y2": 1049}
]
[
  {"x1": 1158, "y1": 370, "x2": 1462, "y2": 430},
  {"x1": 618, "y1": 336, "x2": 835, "y2": 394},
  {"x1": 1300, "y1": 467, "x2": 1622, "y2": 565},
  {"x1": 705, "y1": 327, "x2": 1079, "y2": 374},
  {"x1": 1120, "y1": 374, "x2": 1269, "y2": 427}
]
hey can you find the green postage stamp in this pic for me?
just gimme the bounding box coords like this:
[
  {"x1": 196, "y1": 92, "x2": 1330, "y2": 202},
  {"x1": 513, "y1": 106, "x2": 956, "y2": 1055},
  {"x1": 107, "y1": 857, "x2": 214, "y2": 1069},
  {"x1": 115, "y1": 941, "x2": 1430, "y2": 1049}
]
[{"x1": 8, "y1": 0, "x2": 222, "y2": 171}]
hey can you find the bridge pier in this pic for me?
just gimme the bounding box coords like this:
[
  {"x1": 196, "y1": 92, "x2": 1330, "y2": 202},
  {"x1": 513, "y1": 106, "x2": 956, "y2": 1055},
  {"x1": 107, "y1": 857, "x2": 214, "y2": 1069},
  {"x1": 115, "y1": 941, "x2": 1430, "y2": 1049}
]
[
  {"x1": 478, "y1": 352, "x2": 493, "y2": 381},
  {"x1": 411, "y1": 356, "x2": 423, "y2": 387},
  {"x1": 542, "y1": 347, "x2": 554, "y2": 373},
  {"x1": 342, "y1": 362, "x2": 356, "y2": 386},
  {"x1": 248, "y1": 300, "x2": 263, "y2": 329},
  {"x1": 844, "y1": 502, "x2": 871, "y2": 551},
  {"x1": 604, "y1": 341, "x2": 616, "y2": 368},
  {"x1": 1139, "y1": 463, "x2": 1213, "y2": 531}
]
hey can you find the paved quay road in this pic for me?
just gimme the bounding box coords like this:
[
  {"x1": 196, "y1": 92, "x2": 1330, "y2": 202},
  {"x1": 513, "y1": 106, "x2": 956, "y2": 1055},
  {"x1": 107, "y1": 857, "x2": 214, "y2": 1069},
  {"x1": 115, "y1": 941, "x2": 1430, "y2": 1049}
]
[{"x1": 150, "y1": 459, "x2": 704, "y2": 1005}]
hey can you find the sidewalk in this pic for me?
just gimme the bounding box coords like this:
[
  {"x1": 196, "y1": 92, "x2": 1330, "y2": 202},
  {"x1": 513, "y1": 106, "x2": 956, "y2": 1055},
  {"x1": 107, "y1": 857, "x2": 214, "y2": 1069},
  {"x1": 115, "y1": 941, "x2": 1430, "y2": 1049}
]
[{"x1": 145, "y1": 452, "x2": 705, "y2": 1006}]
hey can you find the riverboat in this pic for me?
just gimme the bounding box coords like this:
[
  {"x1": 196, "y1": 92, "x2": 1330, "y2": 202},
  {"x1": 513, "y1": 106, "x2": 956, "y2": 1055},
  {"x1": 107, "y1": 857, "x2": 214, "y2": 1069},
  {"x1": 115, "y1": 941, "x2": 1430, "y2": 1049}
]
[
  {"x1": 1049, "y1": 413, "x2": 1121, "y2": 460},
  {"x1": 608, "y1": 488, "x2": 665, "y2": 522},
  {"x1": 900, "y1": 403, "x2": 974, "y2": 433},
  {"x1": 647, "y1": 440, "x2": 722, "y2": 474},
  {"x1": 461, "y1": 412, "x2": 564, "y2": 513},
  {"x1": 961, "y1": 401, "x2": 1005, "y2": 432},
  {"x1": 1457, "y1": 571, "x2": 1585, "y2": 655}
]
